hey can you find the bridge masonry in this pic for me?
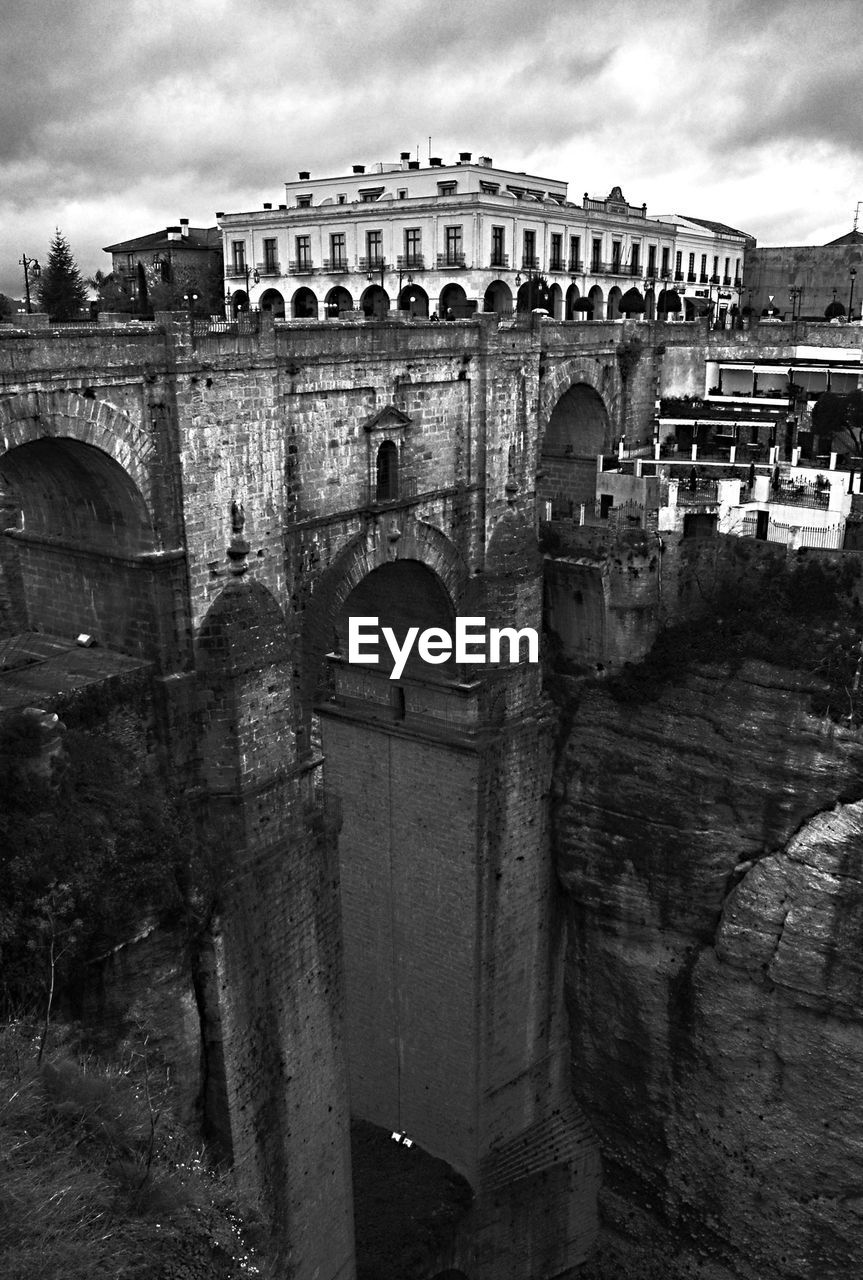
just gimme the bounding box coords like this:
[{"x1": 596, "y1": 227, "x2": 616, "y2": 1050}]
[{"x1": 0, "y1": 312, "x2": 667, "y2": 1279}]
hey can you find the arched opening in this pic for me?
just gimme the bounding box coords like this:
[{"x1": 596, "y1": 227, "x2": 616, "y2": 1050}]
[
  {"x1": 483, "y1": 279, "x2": 513, "y2": 316},
  {"x1": 565, "y1": 283, "x2": 581, "y2": 319},
  {"x1": 375, "y1": 440, "x2": 398, "y2": 501},
  {"x1": 539, "y1": 382, "x2": 611, "y2": 516},
  {"x1": 439, "y1": 282, "x2": 471, "y2": 319},
  {"x1": 325, "y1": 285, "x2": 353, "y2": 318},
  {"x1": 657, "y1": 287, "x2": 681, "y2": 321},
  {"x1": 361, "y1": 284, "x2": 390, "y2": 319},
  {"x1": 0, "y1": 437, "x2": 159, "y2": 659},
  {"x1": 547, "y1": 283, "x2": 562, "y2": 319},
  {"x1": 619, "y1": 286, "x2": 644, "y2": 318},
  {"x1": 587, "y1": 284, "x2": 604, "y2": 320},
  {"x1": 229, "y1": 288, "x2": 248, "y2": 315},
  {"x1": 398, "y1": 284, "x2": 428, "y2": 317},
  {"x1": 607, "y1": 286, "x2": 622, "y2": 320},
  {"x1": 644, "y1": 288, "x2": 656, "y2": 321},
  {"x1": 292, "y1": 286, "x2": 318, "y2": 319},
  {"x1": 259, "y1": 288, "x2": 285, "y2": 318}
]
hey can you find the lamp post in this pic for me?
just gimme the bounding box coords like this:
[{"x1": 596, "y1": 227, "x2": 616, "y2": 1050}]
[
  {"x1": 183, "y1": 291, "x2": 199, "y2": 319},
  {"x1": 515, "y1": 264, "x2": 540, "y2": 312},
  {"x1": 19, "y1": 253, "x2": 41, "y2": 313},
  {"x1": 396, "y1": 268, "x2": 413, "y2": 309},
  {"x1": 644, "y1": 275, "x2": 656, "y2": 320},
  {"x1": 789, "y1": 285, "x2": 803, "y2": 321},
  {"x1": 849, "y1": 267, "x2": 857, "y2": 322}
]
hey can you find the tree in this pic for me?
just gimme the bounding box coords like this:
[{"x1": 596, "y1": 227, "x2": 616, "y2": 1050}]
[
  {"x1": 811, "y1": 390, "x2": 863, "y2": 458},
  {"x1": 87, "y1": 268, "x2": 133, "y2": 313},
  {"x1": 37, "y1": 228, "x2": 88, "y2": 320}
]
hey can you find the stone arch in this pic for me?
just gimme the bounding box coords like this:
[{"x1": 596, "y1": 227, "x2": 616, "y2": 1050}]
[
  {"x1": 361, "y1": 284, "x2": 389, "y2": 319},
  {"x1": 325, "y1": 285, "x2": 353, "y2": 317},
  {"x1": 587, "y1": 284, "x2": 604, "y2": 319},
  {"x1": 565, "y1": 282, "x2": 581, "y2": 318},
  {"x1": 547, "y1": 282, "x2": 563, "y2": 319},
  {"x1": 483, "y1": 279, "x2": 513, "y2": 315},
  {"x1": 0, "y1": 388, "x2": 154, "y2": 504},
  {"x1": 439, "y1": 282, "x2": 470, "y2": 318},
  {"x1": 398, "y1": 284, "x2": 428, "y2": 316},
  {"x1": 259, "y1": 288, "x2": 285, "y2": 317},
  {"x1": 292, "y1": 286, "x2": 318, "y2": 318},
  {"x1": 0, "y1": 433, "x2": 161, "y2": 656},
  {"x1": 298, "y1": 515, "x2": 468, "y2": 734},
  {"x1": 607, "y1": 285, "x2": 622, "y2": 319},
  {"x1": 537, "y1": 358, "x2": 619, "y2": 518}
]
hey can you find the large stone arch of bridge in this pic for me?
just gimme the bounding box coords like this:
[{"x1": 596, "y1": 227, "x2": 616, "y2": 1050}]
[
  {"x1": 0, "y1": 388, "x2": 155, "y2": 505},
  {"x1": 298, "y1": 513, "x2": 469, "y2": 738},
  {"x1": 536, "y1": 356, "x2": 620, "y2": 518}
]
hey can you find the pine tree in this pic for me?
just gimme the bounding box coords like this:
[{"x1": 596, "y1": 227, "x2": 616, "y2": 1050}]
[{"x1": 37, "y1": 229, "x2": 88, "y2": 321}]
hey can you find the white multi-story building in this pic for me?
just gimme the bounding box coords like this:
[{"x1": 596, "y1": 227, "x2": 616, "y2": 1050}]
[
  {"x1": 217, "y1": 152, "x2": 748, "y2": 323},
  {"x1": 652, "y1": 214, "x2": 752, "y2": 327}
]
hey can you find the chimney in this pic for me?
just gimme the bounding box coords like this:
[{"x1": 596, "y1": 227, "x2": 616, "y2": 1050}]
[
  {"x1": 408, "y1": 160, "x2": 420, "y2": 169},
  {"x1": 459, "y1": 151, "x2": 472, "y2": 163},
  {"x1": 400, "y1": 151, "x2": 411, "y2": 169},
  {"x1": 180, "y1": 217, "x2": 190, "y2": 237},
  {"x1": 429, "y1": 156, "x2": 442, "y2": 167},
  {"x1": 216, "y1": 211, "x2": 225, "y2": 218},
  {"x1": 279, "y1": 203, "x2": 287, "y2": 210},
  {"x1": 166, "y1": 225, "x2": 181, "y2": 240},
  {"x1": 352, "y1": 164, "x2": 365, "y2": 173},
  {"x1": 298, "y1": 170, "x2": 310, "y2": 180},
  {"x1": 478, "y1": 155, "x2": 493, "y2": 167},
  {"x1": 263, "y1": 202, "x2": 272, "y2": 209}
]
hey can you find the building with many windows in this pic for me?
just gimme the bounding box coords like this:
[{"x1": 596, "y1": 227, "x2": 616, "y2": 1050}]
[{"x1": 217, "y1": 152, "x2": 749, "y2": 323}]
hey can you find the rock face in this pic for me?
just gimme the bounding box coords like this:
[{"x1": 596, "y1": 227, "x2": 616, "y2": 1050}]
[{"x1": 553, "y1": 661, "x2": 863, "y2": 1279}]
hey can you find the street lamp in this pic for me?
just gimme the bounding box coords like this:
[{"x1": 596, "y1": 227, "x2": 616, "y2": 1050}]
[
  {"x1": 183, "y1": 291, "x2": 199, "y2": 319},
  {"x1": 515, "y1": 264, "x2": 541, "y2": 312},
  {"x1": 19, "y1": 253, "x2": 41, "y2": 313},
  {"x1": 849, "y1": 267, "x2": 857, "y2": 322},
  {"x1": 789, "y1": 285, "x2": 803, "y2": 321}
]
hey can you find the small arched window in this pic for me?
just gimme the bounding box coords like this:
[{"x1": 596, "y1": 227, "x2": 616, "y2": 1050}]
[{"x1": 376, "y1": 440, "x2": 398, "y2": 501}]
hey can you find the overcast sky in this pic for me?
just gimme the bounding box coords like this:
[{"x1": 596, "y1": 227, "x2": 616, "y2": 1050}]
[{"x1": 2, "y1": 0, "x2": 862, "y2": 300}]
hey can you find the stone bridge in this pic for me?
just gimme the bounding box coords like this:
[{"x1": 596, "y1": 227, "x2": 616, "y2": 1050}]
[{"x1": 0, "y1": 312, "x2": 669, "y2": 1279}]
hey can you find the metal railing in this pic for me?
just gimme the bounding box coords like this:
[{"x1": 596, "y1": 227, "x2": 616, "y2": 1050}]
[
  {"x1": 521, "y1": 255, "x2": 539, "y2": 269},
  {"x1": 489, "y1": 253, "x2": 509, "y2": 268},
  {"x1": 568, "y1": 258, "x2": 584, "y2": 272},
  {"x1": 741, "y1": 515, "x2": 842, "y2": 549},
  {"x1": 437, "y1": 252, "x2": 466, "y2": 268},
  {"x1": 769, "y1": 480, "x2": 830, "y2": 510},
  {"x1": 289, "y1": 259, "x2": 315, "y2": 274},
  {"x1": 323, "y1": 258, "x2": 350, "y2": 272},
  {"x1": 677, "y1": 480, "x2": 720, "y2": 505},
  {"x1": 256, "y1": 260, "x2": 280, "y2": 275},
  {"x1": 398, "y1": 254, "x2": 425, "y2": 270},
  {"x1": 358, "y1": 256, "x2": 386, "y2": 272}
]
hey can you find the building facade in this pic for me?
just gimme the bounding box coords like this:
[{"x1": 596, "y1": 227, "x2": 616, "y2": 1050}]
[
  {"x1": 743, "y1": 230, "x2": 863, "y2": 322},
  {"x1": 103, "y1": 219, "x2": 223, "y2": 315},
  {"x1": 218, "y1": 152, "x2": 749, "y2": 324}
]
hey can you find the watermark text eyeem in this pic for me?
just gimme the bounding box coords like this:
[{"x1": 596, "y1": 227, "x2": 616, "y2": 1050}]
[{"x1": 347, "y1": 616, "x2": 539, "y2": 680}]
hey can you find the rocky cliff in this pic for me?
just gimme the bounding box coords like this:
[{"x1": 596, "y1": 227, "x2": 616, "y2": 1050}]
[{"x1": 553, "y1": 660, "x2": 863, "y2": 1279}]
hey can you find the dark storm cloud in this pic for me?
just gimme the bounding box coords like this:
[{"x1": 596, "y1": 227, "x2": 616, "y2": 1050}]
[{"x1": 1, "y1": 0, "x2": 861, "y2": 297}]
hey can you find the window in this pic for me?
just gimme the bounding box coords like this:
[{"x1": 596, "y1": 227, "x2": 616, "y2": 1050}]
[
  {"x1": 523, "y1": 229, "x2": 537, "y2": 268},
  {"x1": 712, "y1": 255, "x2": 719, "y2": 279},
  {"x1": 263, "y1": 238, "x2": 278, "y2": 272},
  {"x1": 688, "y1": 252, "x2": 695, "y2": 280},
  {"x1": 735, "y1": 257, "x2": 741, "y2": 282},
  {"x1": 591, "y1": 237, "x2": 601, "y2": 271},
  {"x1": 397, "y1": 188, "x2": 408, "y2": 199},
  {"x1": 404, "y1": 228, "x2": 422, "y2": 266},
  {"x1": 232, "y1": 241, "x2": 246, "y2": 271},
  {"x1": 366, "y1": 230, "x2": 383, "y2": 265},
  {"x1": 569, "y1": 235, "x2": 581, "y2": 270},
  {"x1": 661, "y1": 246, "x2": 670, "y2": 276},
  {"x1": 675, "y1": 250, "x2": 682, "y2": 277},
  {"x1": 647, "y1": 244, "x2": 657, "y2": 275},
  {"x1": 724, "y1": 256, "x2": 730, "y2": 281},
  {"x1": 295, "y1": 235, "x2": 312, "y2": 269},
  {"x1": 700, "y1": 253, "x2": 707, "y2": 281},
  {"x1": 550, "y1": 233, "x2": 563, "y2": 270},
  {"x1": 359, "y1": 187, "x2": 384, "y2": 202},
  {"x1": 630, "y1": 243, "x2": 640, "y2": 274},
  {"x1": 376, "y1": 441, "x2": 398, "y2": 502},
  {"x1": 491, "y1": 225, "x2": 506, "y2": 266},
  {"x1": 437, "y1": 182, "x2": 457, "y2": 196},
  {"x1": 337, "y1": 194, "x2": 347, "y2": 205},
  {"x1": 480, "y1": 181, "x2": 500, "y2": 194},
  {"x1": 445, "y1": 225, "x2": 463, "y2": 265},
  {"x1": 297, "y1": 195, "x2": 312, "y2": 208},
  {"x1": 330, "y1": 233, "x2": 346, "y2": 269}
]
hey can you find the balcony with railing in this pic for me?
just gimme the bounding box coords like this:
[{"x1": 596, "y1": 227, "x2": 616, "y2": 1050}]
[
  {"x1": 323, "y1": 257, "x2": 350, "y2": 273},
  {"x1": 568, "y1": 258, "x2": 584, "y2": 273},
  {"x1": 677, "y1": 479, "x2": 720, "y2": 506},
  {"x1": 490, "y1": 253, "x2": 510, "y2": 269},
  {"x1": 521, "y1": 255, "x2": 540, "y2": 270},
  {"x1": 398, "y1": 254, "x2": 425, "y2": 271},
  {"x1": 437, "y1": 252, "x2": 466, "y2": 268},
  {"x1": 723, "y1": 275, "x2": 731, "y2": 286},
  {"x1": 687, "y1": 271, "x2": 696, "y2": 282},
  {"x1": 700, "y1": 273, "x2": 709, "y2": 283},
  {"x1": 549, "y1": 259, "x2": 566, "y2": 273},
  {"x1": 675, "y1": 270, "x2": 684, "y2": 282},
  {"x1": 359, "y1": 256, "x2": 386, "y2": 272},
  {"x1": 710, "y1": 274, "x2": 720, "y2": 284},
  {"x1": 226, "y1": 264, "x2": 249, "y2": 279},
  {"x1": 768, "y1": 478, "x2": 831, "y2": 510},
  {"x1": 289, "y1": 259, "x2": 315, "y2": 274},
  {"x1": 256, "y1": 260, "x2": 281, "y2": 276}
]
